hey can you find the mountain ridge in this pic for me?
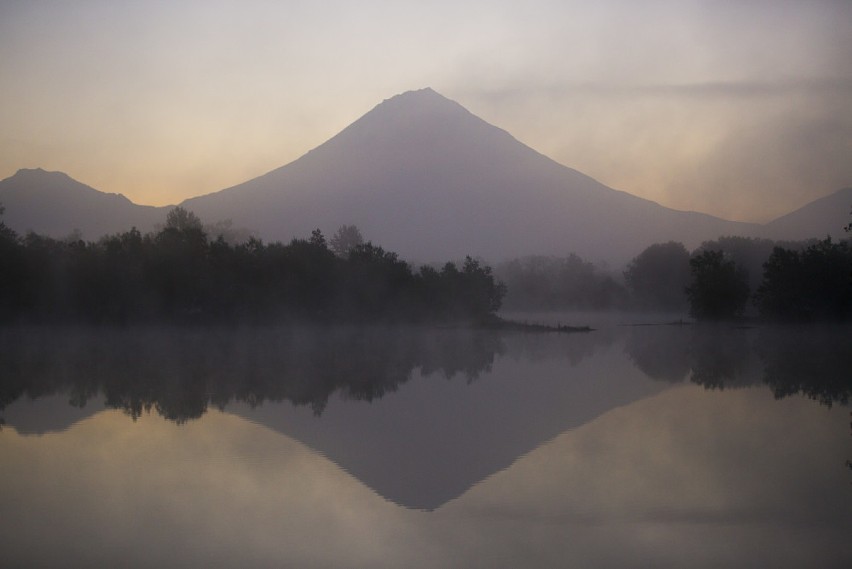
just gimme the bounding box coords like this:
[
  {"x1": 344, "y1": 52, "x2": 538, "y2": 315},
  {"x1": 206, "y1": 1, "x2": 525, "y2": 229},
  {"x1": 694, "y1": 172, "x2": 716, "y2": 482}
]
[
  {"x1": 2, "y1": 88, "x2": 848, "y2": 263},
  {"x1": 0, "y1": 167, "x2": 167, "y2": 239},
  {"x1": 764, "y1": 186, "x2": 852, "y2": 240}
]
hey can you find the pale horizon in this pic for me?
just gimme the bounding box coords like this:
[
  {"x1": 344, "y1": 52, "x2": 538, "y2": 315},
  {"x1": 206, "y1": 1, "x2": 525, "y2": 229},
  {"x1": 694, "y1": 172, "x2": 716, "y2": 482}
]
[{"x1": 2, "y1": 1, "x2": 851, "y2": 223}]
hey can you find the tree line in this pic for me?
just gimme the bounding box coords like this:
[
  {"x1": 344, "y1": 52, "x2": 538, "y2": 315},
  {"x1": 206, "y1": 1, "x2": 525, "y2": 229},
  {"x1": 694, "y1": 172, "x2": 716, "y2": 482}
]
[
  {"x1": 3, "y1": 201, "x2": 849, "y2": 323},
  {"x1": 624, "y1": 235, "x2": 852, "y2": 321},
  {"x1": 495, "y1": 228, "x2": 850, "y2": 322},
  {"x1": 492, "y1": 234, "x2": 850, "y2": 322},
  {"x1": 0, "y1": 207, "x2": 506, "y2": 324}
]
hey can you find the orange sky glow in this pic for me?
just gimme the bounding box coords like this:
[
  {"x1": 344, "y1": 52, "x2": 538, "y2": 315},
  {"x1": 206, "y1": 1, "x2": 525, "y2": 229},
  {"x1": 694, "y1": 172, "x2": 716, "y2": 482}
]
[{"x1": 1, "y1": 0, "x2": 850, "y2": 222}]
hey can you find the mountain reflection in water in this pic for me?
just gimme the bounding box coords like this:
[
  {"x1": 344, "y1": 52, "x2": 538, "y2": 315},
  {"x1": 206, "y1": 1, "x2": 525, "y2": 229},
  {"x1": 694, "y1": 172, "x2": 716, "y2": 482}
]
[{"x1": 1, "y1": 322, "x2": 851, "y2": 568}]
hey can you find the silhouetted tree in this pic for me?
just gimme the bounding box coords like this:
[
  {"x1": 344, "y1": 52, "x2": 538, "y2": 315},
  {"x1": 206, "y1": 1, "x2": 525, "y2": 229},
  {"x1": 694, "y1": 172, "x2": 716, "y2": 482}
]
[
  {"x1": 459, "y1": 256, "x2": 507, "y2": 318},
  {"x1": 309, "y1": 228, "x2": 327, "y2": 248},
  {"x1": 329, "y1": 224, "x2": 364, "y2": 257},
  {"x1": 754, "y1": 238, "x2": 852, "y2": 321},
  {"x1": 278, "y1": 234, "x2": 339, "y2": 319},
  {"x1": 18, "y1": 232, "x2": 76, "y2": 319},
  {"x1": 686, "y1": 250, "x2": 750, "y2": 320},
  {"x1": 0, "y1": 204, "x2": 26, "y2": 320},
  {"x1": 624, "y1": 242, "x2": 690, "y2": 309},
  {"x1": 433, "y1": 258, "x2": 506, "y2": 321},
  {"x1": 342, "y1": 242, "x2": 414, "y2": 320},
  {"x1": 150, "y1": 208, "x2": 210, "y2": 318},
  {"x1": 695, "y1": 236, "x2": 782, "y2": 293},
  {"x1": 165, "y1": 206, "x2": 203, "y2": 232}
]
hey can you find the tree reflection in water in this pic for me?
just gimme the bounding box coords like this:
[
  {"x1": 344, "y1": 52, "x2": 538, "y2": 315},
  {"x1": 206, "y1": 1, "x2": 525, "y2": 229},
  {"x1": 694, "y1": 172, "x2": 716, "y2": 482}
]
[
  {"x1": 756, "y1": 327, "x2": 852, "y2": 407},
  {"x1": 625, "y1": 323, "x2": 851, "y2": 407},
  {"x1": 2, "y1": 322, "x2": 850, "y2": 426},
  {"x1": 626, "y1": 323, "x2": 852, "y2": 476},
  {"x1": 0, "y1": 325, "x2": 508, "y2": 424}
]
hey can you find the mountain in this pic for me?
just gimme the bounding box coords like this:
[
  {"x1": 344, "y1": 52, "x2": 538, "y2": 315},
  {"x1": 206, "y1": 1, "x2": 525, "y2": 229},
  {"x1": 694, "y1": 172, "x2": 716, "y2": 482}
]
[
  {"x1": 2, "y1": 89, "x2": 846, "y2": 264},
  {"x1": 181, "y1": 88, "x2": 760, "y2": 265},
  {"x1": 0, "y1": 168, "x2": 166, "y2": 239},
  {"x1": 764, "y1": 186, "x2": 852, "y2": 241}
]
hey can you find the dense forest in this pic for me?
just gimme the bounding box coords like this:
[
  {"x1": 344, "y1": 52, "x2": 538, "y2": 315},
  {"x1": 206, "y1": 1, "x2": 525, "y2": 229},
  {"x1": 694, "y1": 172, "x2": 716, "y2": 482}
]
[{"x1": 0, "y1": 207, "x2": 506, "y2": 324}]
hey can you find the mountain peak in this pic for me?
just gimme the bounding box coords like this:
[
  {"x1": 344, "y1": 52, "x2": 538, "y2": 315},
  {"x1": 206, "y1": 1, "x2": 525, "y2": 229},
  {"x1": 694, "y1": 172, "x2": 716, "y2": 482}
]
[
  {"x1": 13, "y1": 167, "x2": 73, "y2": 182},
  {"x1": 307, "y1": 86, "x2": 506, "y2": 160},
  {"x1": 365, "y1": 87, "x2": 472, "y2": 122},
  {"x1": 0, "y1": 168, "x2": 165, "y2": 240},
  {"x1": 6, "y1": 168, "x2": 115, "y2": 198},
  {"x1": 384, "y1": 86, "x2": 445, "y2": 102}
]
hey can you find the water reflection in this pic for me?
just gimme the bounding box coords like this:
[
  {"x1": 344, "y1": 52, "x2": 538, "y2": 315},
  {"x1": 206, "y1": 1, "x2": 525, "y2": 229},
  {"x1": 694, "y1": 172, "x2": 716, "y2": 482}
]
[
  {"x1": 1, "y1": 322, "x2": 851, "y2": 567},
  {"x1": 1, "y1": 380, "x2": 849, "y2": 567},
  {"x1": 0, "y1": 410, "x2": 427, "y2": 569},
  {"x1": 438, "y1": 386, "x2": 852, "y2": 568},
  {"x1": 228, "y1": 336, "x2": 654, "y2": 510},
  {"x1": 624, "y1": 323, "x2": 852, "y2": 485},
  {"x1": 0, "y1": 325, "x2": 509, "y2": 425},
  {"x1": 1, "y1": 324, "x2": 645, "y2": 510},
  {"x1": 624, "y1": 324, "x2": 852, "y2": 405},
  {"x1": 756, "y1": 327, "x2": 852, "y2": 406}
]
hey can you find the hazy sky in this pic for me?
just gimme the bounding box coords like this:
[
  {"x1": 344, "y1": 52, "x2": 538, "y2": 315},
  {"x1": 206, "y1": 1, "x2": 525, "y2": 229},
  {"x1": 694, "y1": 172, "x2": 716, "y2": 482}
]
[{"x1": 2, "y1": 0, "x2": 850, "y2": 222}]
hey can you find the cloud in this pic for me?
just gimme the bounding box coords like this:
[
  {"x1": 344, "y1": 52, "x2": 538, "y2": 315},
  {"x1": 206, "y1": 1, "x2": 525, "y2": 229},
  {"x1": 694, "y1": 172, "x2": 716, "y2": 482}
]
[{"x1": 453, "y1": 73, "x2": 852, "y2": 222}]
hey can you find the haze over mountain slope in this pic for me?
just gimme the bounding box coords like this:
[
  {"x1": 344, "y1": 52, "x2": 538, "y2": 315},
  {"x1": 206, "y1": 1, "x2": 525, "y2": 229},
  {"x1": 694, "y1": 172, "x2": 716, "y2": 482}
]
[{"x1": 182, "y1": 88, "x2": 760, "y2": 264}]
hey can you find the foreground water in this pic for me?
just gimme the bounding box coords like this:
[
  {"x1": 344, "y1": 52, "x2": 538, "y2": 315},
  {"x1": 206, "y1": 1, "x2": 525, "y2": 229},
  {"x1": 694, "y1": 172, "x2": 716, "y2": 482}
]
[{"x1": 1, "y1": 317, "x2": 850, "y2": 568}]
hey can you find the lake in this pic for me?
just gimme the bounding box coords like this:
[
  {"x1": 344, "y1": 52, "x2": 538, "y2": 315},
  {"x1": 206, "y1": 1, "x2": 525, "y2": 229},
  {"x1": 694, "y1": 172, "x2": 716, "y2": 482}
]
[{"x1": 1, "y1": 316, "x2": 850, "y2": 568}]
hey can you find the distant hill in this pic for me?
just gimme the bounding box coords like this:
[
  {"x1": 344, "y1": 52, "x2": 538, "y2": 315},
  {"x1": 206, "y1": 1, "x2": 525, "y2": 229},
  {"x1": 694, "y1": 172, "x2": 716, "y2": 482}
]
[
  {"x1": 2, "y1": 89, "x2": 848, "y2": 263},
  {"x1": 763, "y1": 186, "x2": 852, "y2": 241},
  {"x1": 0, "y1": 168, "x2": 166, "y2": 239}
]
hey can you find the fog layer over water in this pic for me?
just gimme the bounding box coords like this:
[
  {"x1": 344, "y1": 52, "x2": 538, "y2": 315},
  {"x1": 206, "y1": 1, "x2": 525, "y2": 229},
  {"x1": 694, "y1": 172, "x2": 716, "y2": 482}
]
[{"x1": 0, "y1": 319, "x2": 850, "y2": 567}]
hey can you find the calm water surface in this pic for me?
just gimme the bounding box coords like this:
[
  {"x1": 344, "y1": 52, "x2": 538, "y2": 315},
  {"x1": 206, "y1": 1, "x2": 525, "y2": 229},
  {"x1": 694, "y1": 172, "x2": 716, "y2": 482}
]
[{"x1": 1, "y1": 317, "x2": 850, "y2": 568}]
